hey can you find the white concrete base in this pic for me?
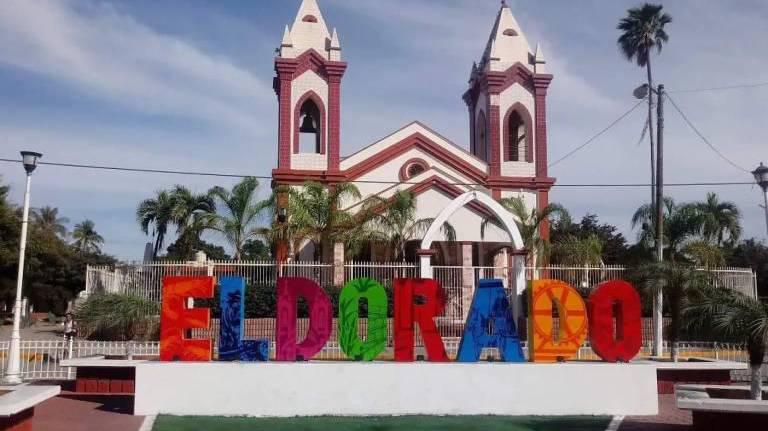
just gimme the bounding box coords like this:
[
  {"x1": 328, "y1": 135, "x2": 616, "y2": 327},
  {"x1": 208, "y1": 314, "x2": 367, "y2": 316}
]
[
  {"x1": 0, "y1": 385, "x2": 60, "y2": 416},
  {"x1": 134, "y1": 362, "x2": 658, "y2": 417}
]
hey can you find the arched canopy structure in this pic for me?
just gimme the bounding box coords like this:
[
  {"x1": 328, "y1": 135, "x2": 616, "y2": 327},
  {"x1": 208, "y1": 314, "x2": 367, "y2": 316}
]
[
  {"x1": 418, "y1": 190, "x2": 527, "y2": 321},
  {"x1": 420, "y1": 190, "x2": 524, "y2": 252}
]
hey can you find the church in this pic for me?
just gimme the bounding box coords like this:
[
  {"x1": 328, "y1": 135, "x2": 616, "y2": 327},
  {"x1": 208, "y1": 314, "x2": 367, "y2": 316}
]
[{"x1": 271, "y1": 0, "x2": 555, "y2": 265}]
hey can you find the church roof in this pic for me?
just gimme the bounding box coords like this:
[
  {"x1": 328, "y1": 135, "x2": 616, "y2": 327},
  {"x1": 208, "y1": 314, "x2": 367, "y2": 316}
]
[
  {"x1": 281, "y1": 0, "x2": 339, "y2": 60},
  {"x1": 478, "y1": 2, "x2": 534, "y2": 73}
]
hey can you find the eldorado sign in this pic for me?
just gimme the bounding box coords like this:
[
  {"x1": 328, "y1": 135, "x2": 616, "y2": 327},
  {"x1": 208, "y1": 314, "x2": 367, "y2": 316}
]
[{"x1": 159, "y1": 277, "x2": 642, "y2": 364}]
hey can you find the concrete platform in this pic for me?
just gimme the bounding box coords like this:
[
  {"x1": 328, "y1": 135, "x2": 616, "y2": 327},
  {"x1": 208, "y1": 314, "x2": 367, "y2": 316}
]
[
  {"x1": 0, "y1": 385, "x2": 60, "y2": 430},
  {"x1": 134, "y1": 361, "x2": 659, "y2": 417}
]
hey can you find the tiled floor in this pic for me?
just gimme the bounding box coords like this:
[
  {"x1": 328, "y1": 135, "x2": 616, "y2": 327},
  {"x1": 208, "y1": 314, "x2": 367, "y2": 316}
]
[
  {"x1": 33, "y1": 393, "x2": 144, "y2": 431},
  {"x1": 620, "y1": 394, "x2": 692, "y2": 431},
  {"x1": 29, "y1": 393, "x2": 695, "y2": 431}
]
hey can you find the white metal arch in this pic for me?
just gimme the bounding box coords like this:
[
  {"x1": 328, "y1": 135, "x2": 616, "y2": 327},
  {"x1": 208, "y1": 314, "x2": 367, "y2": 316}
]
[
  {"x1": 420, "y1": 190, "x2": 524, "y2": 251},
  {"x1": 418, "y1": 190, "x2": 528, "y2": 322}
]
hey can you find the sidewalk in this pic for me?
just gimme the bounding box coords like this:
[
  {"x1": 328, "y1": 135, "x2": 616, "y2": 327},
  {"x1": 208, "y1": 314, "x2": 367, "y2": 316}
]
[{"x1": 27, "y1": 393, "x2": 692, "y2": 431}]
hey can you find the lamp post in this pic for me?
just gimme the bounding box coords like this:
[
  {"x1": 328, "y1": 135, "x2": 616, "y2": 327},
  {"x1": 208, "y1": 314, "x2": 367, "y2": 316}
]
[
  {"x1": 2, "y1": 151, "x2": 42, "y2": 385},
  {"x1": 753, "y1": 162, "x2": 768, "y2": 236}
]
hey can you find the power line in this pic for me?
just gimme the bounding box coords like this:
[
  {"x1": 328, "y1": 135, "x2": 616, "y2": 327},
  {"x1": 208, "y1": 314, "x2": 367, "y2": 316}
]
[
  {"x1": 0, "y1": 158, "x2": 753, "y2": 189},
  {"x1": 669, "y1": 81, "x2": 768, "y2": 94},
  {"x1": 665, "y1": 94, "x2": 751, "y2": 173},
  {"x1": 548, "y1": 100, "x2": 645, "y2": 168}
]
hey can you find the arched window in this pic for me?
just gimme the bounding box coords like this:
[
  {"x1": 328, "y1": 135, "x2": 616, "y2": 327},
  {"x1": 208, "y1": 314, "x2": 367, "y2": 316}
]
[
  {"x1": 298, "y1": 99, "x2": 321, "y2": 154},
  {"x1": 506, "y1": 111, "x2": 527, "y2": 162},
  {"x1": 475, "y1": 111, "x2": 488, "y2": 161}
]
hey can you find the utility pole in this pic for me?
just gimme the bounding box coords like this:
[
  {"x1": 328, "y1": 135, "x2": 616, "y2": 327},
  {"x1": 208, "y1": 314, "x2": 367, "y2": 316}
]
[
  {"x1": 653, "y1": 84, "x2": 665, "y2": 358},
  {"x1": 753, "y1": 163, "x2": 768, "y2": 235}
]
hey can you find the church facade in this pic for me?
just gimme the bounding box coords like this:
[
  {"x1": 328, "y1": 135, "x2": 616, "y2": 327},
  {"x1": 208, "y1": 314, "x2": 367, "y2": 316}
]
[{"x1": 271, "y1": 0, "x2": 555, "y2": 265}]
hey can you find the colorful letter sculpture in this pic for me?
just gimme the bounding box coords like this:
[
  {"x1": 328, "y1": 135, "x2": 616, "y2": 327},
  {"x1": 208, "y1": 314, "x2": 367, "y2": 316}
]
[
  {"x1": 338, "y1": 278, "x2": 388, "y2": 361},
  {"x1": 457, "y1": 279, "x2": 524, "y2": 362},
  {"x1": 393, "y1": 278, "x2": 449, "y2": 362},
  {"x1": 588, "y1": 280, "x2": 642, "y2": 362},
  {"x1": 528, "y1": 279, "x2": 588, "y2": 363},
  {"x1": 160, "y1": 276, "x2": 214, "y2": 362},
  {"x1": 275, "y1": 277, "x2": 332, "y2": 361},
  {"x1": 219, "y1": 277, "x2": 269, "y2": 362}
]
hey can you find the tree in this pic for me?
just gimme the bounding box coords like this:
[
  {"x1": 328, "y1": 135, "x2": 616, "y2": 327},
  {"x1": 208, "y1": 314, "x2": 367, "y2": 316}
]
[
  {"x1": 209, "y1": 177, "x2": 268, "y2": 260},
  {"x1": 32, "y1": 206, "x2": 69, "y2": 237},
  {"x1": 617, "y1": 3, "x2": 672, "y2": 215},
  {"x1": 553, "y1": 234, "x2": 604, "y2": 266},
  {"x1": 685, "y1": 286, "x2": 768, "y2": 400},
  {"x1": 682, "y1": 240, "x2": 725, "y2": 267},
  {"x1": 368, "y1": 190, "x2": 455, "y2": 262},
  {"x1": 481, "y1": 197, "x2": 567, "y2": 264},
  {"x1": 632, "y1": 197, "x2": 701, "y2": 262},
  {"x1": 75, "y1": 293, "x2": 160, "y2": 341},
  {"x1": 241, "y1": 239, "x2": 271, "y2": 261},
  {"x1": 693, "y1": 192, "x2": 741, "y2": 246},
  {"x1": 136, "y1": 190, "x2": 175, "y2": 259},
  {"x1": 0, "y1": 178, "x2": 9, "y2": 205},
  {"x1": 551, "y1": 214, "x2": 629, "y2": 264},
  {"x1": 72, "y1": 220, "x2": 104, "y2": 253},
  {"x1": 630, "y1": 262, "x2": 713, "y2": 362},
  {"x1": 728, "y1": 239, "x2": 768, "y2": 297},
  {"x1": 288, "y1": 182, "x2": 367, "y2": 262}
]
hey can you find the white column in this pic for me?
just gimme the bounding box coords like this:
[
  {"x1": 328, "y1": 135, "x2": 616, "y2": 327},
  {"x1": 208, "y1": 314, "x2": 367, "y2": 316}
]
[
  {"x1": 419, "y1": 254, "x2": 433, "y2": 279},
  {"x1": 3, "y1": 174, "x2": 32, "y2": 385},
  {"x1": 512, "y1": 254, "x2": 526, "y2": 325}
]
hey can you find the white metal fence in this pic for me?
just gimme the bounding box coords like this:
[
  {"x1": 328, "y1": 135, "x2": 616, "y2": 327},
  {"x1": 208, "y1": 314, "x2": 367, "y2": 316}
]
[
  {"x1": 0, "y1": 340, "x2": 160, "y2": 381},
  {"x1": 85, "y1": 261, "x2": 758, "y2": 307}
]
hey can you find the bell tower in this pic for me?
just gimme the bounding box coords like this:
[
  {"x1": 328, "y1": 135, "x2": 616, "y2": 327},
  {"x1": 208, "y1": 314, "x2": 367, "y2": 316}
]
[
  {"x1": 273, "y1": 0, "x2": 346, "y2": 181},
  {"x1": 463, "y1": 1, "x2": 555, "y2": 236}
]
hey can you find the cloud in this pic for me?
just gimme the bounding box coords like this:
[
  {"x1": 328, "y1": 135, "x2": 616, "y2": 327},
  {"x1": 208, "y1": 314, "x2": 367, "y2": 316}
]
[{"x1": 0, "y1": 0, "x2": 272, "y2": 136}]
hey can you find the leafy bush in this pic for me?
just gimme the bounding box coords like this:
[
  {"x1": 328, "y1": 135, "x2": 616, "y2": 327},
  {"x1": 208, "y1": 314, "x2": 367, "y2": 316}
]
[{"x1": 75, "y1": 293, "x2": 159, "y2": 341}]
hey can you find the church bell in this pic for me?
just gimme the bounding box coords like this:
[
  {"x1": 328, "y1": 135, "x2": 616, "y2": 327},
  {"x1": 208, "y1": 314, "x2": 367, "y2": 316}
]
[{"x1": 299, "y1": 114, "x2": 317, "y2": 133}]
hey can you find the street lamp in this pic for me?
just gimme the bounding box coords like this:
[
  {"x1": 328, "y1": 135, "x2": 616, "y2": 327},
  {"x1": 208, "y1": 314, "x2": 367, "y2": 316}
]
[
  {"x1": 753, "y1": 162, "x2": 768, "y2": 236},
  {"x1": 2, "y1": 151, "x2": 42, "y2": 384}
]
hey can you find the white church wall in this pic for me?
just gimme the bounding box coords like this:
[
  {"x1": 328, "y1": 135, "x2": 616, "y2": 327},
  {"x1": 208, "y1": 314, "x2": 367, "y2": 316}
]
[{"x1": 340, "y1": 123, "x2": 486, "y2": 173}]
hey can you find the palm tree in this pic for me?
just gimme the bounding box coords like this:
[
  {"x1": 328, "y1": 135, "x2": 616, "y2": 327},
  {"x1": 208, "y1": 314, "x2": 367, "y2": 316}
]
[
  {"x1": 209, "y1": 177, "x2": 268, "y2": 260},
  {"x1": 630, "y1": 262, "x2": 713, "y2": 362},
  {"x1": 632, "y1": 197, "x2": 701, "y2": 261},
  {"x1": 617, "y1": 3, "x2": 672, "y2": 216},
  {"x1": 685, "y1": 286, "x2": 768, "y2": 400},
  {"x1": 481, "y1": 197, "x2": 567, "y2": 264},
  {"x1": 288, "y1": 182, "x2": 368, "y2": 262},
  {"x1": 693, "y1": 192, "x2": 741, "y2": 246},
  {"x1": 32, "y1": 206, "x2": 69, "y2": 237},
  {"x1": 72, "y1": 220, "x2": 104, "y2": 253},
  {"x1": 169, "y1": 185, "x2": 216, "y2": 257},
  {"x1": 368, "y1": 190, "x2": 455, "y2": 262},
  {"x1": 136, "y1": 190, "x2": 175, "y2": 259}
]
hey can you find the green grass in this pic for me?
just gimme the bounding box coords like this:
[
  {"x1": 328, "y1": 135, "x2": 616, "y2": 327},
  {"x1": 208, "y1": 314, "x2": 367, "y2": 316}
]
[{"x1": 152, "y1": 415, "x2": 612, "y2": 431}]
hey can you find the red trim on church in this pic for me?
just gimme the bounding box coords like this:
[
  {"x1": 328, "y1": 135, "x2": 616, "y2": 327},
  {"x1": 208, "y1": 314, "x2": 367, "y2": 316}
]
[{"x1": 344, "y1": 132, "x2": 488, "y2": 185}]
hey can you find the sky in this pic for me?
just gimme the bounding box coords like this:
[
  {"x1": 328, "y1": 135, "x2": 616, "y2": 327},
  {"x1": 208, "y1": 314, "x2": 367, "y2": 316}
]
[{"x1": 0, "y1": 0, "x2": 766, "y2": 260}]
